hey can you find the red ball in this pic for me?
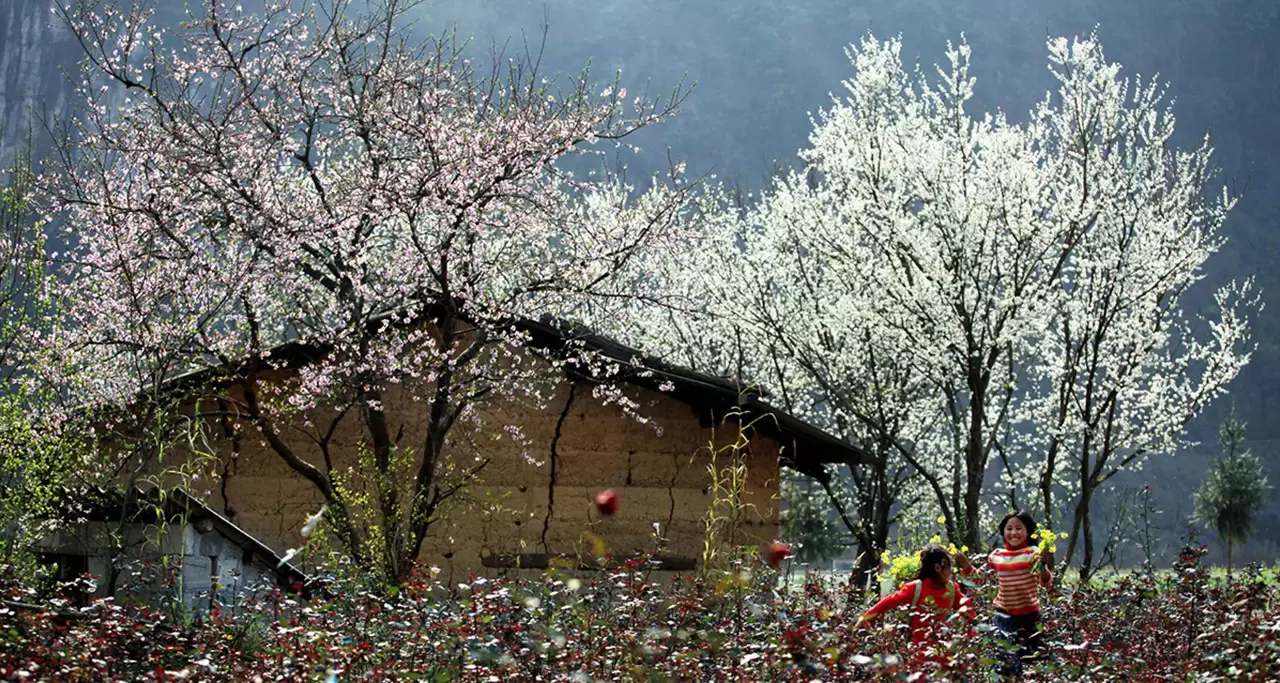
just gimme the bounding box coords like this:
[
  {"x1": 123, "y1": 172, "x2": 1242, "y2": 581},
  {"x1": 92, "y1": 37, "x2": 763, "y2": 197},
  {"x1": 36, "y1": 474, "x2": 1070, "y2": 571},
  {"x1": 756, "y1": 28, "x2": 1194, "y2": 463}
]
[
  {"x1": 594, "y1": 489, "x2": 619, "y2": 516},
  {"x1": 764, "y1": 541, "x2": 792, "y2": 568}
]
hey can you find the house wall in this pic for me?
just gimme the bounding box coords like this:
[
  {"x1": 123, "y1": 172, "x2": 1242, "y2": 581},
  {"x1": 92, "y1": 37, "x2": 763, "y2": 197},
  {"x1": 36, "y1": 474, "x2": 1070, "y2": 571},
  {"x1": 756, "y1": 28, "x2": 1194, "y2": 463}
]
[
  {"x1": 195, "y1": 373, "x2": 782, "y2": 581},
  {"x1": 36, "y1": 522, "x2": 279, "y2": 610},
  {"x1": 183, "y1": 526, "x2": 279, "y2": 611}
]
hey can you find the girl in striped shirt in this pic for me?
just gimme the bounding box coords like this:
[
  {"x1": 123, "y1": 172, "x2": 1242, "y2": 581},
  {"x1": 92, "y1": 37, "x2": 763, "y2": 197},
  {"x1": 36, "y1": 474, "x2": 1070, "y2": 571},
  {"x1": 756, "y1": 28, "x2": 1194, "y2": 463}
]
[{"x1": 956, "y1": 510, "x2": 1053, "y2": 677}]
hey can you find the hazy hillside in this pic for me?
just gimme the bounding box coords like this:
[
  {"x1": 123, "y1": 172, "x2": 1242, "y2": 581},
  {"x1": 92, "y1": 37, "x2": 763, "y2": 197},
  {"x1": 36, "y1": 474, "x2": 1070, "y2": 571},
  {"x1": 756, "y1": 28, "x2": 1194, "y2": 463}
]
[{"x1": 0, "y1": 0, "x2": 79, "y2": 163}]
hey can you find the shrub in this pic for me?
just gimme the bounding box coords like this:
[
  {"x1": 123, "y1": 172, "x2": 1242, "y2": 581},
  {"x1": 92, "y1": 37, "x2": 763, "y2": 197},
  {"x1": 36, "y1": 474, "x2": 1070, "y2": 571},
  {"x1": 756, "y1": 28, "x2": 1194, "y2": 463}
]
[{"x1": 1, "y1": 556, "x2": 1279, "y2": 681}]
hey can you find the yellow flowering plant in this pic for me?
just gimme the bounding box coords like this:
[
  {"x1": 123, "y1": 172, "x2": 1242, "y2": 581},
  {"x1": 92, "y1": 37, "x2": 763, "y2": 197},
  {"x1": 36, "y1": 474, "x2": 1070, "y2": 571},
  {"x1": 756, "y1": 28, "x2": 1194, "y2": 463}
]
[
  {"x1": 1032, "y1": 527, "x2": 1064, "y2": 554},
  {"x1": 929, "y1": 539, "x2": 970, "y2": 559},
  {"x1": 934, "y1": 517, "x2": 968, "y2": 556},
  {"x1": 877, "y1": 516, "x2": 970, "y2": 587},
  {"x1": 878, "y1": 548, "x2": 920, "y2": 587},
  {"x1": 1031, "y1": 527, "x2": 1066, "y2": 573}
]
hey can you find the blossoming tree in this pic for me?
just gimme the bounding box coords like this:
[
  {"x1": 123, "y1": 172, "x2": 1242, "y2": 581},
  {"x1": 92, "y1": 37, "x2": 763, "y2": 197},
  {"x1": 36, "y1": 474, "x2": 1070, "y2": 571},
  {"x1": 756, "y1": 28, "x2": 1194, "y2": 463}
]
[
  {"x1": 43, "y1": 0, "x2": 693, "y2": 582},
  {"x1": 1018, "y1": 37, "x2": 1255, "y2": 576},
  {"x1": 613, "y1": 32, "x2": 1255, "y2": 575}
]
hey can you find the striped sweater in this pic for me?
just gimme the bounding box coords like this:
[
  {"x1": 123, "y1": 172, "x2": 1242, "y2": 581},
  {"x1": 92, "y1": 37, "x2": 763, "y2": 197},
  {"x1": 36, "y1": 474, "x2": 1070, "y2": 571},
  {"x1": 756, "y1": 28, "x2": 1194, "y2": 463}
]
[{"x1": 964, "y1": 545, "x2": 1052, "y2": 616}]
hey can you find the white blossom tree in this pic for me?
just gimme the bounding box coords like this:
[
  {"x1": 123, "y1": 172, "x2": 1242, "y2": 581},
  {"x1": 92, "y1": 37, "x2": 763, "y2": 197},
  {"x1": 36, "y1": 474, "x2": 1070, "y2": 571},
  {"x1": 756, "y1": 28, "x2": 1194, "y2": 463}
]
[
  {"x1": 41, "y1": 0, "x2": 694, "y2": 582},
  {"x1": 1019, "y1": 36, "x2": 1255, "y2": 577},
  {"x1": 602, "y1": 152, "x2": 936, "y2": 593},
  {"x1": 611, "y1": 32, "x2": 1256, "y2": 570}
]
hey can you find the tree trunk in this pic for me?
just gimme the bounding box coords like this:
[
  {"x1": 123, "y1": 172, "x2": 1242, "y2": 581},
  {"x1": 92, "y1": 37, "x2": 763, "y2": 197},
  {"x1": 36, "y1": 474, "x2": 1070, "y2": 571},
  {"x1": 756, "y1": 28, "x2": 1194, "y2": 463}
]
[
  {"x1": 1227, "y1": 539, "x2": 1233, "y2": 581},
  {"x1": 847, "y1": 545, "x2": 881, "y2": 607},
  {"x1": 963, "y1": 475, "x2": 982, "y2": 551},
  {"x1": 817, "y1": 447, "x2": 895, "y2": 605},
  {"x1": 1080, "y1": 489, "x2": 1095, "y2": 582},
  {"x1": 1040, "y1": 439, "x2": 1062, "y2": 529},
  {"x1": 1059, "y1": 478, "x2": 1090, "y2": 580},
  {"x1": 1066, "y1": 481, "x2": 1097, "y2": 582},
  {"x1": 1064, "y1": 424, "x2": 1095, "y2": 570},
  {"x1": 964, "y1": 359, "x2": 988, "y2": 551}
]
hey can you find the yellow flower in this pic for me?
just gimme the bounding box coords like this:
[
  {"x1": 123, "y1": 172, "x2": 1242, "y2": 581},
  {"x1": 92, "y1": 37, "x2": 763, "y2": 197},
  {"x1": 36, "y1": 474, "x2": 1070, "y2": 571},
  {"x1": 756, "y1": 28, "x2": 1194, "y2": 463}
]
[
  {"x1": 878, "y1": 548, "x2": 921, "y2": 586},
  {"x1": 1032, "y1": 528, "x2": 1060, "y2": 556},
  {"x1": 937, "y1": 515, "x2": 946, "y2": 525}
]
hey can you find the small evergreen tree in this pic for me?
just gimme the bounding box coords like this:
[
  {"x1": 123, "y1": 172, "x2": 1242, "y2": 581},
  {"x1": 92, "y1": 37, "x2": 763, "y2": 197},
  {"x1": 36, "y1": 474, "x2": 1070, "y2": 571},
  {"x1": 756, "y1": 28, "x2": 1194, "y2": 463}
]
[{"x1": 1193, "y1": 411, "x2": 1269, "y2": 578}]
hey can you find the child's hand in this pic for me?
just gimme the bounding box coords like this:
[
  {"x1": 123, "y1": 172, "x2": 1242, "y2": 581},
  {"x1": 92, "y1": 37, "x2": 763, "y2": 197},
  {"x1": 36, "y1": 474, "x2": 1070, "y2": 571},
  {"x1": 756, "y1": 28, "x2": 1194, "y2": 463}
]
[
  {"x1": 1037, "y1": 550, "x2": 1053, "y2": 576},
  {"x1": 953, "y1": 549, "x2": 972, "y2": 571},
  {"x1": 1035, "y1": 549, "x2": 1054, "y2": 588}
]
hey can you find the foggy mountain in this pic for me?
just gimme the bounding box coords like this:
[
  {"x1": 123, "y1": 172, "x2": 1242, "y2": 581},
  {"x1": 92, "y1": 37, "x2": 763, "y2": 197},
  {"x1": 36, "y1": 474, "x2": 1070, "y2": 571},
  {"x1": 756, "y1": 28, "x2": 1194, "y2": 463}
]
[
  {"x1": 3, "y1": 0, "x2": 1279, "y2": 565},
  {"x1": 0, "y1": 0, "x2": 79, "y2": 163}
]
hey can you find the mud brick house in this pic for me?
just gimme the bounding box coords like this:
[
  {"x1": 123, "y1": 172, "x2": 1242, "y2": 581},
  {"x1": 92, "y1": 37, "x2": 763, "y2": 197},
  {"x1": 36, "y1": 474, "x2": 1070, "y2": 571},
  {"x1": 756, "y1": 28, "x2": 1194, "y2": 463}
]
[{"x1": 160, "y1": 318, "x2": 867, "y2": 581}]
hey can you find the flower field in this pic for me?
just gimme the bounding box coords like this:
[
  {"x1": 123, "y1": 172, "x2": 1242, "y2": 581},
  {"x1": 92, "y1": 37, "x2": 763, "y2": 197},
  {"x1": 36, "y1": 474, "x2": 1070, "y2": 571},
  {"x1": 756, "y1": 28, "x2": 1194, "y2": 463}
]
[{"x1": 1, "y1": 558, "x2": 1277, "y2": 681}]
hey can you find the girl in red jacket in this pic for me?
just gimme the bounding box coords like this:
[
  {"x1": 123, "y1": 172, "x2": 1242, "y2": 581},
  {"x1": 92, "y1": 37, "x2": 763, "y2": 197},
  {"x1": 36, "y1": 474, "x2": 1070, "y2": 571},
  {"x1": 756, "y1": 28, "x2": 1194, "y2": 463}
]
[{"x1": 857, "y1": 545, "x2": 975, "y2": 668}]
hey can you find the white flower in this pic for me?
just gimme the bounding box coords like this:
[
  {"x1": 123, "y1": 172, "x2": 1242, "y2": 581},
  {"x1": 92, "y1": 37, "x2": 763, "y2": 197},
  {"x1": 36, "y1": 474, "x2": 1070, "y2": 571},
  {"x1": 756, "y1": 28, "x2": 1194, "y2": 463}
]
[
  {"x1": 278, "y1": 548, "x2": 299, "y2": 567},
  {"x1": 300, "y1": 505, "x2": 327, "y2": 537}
]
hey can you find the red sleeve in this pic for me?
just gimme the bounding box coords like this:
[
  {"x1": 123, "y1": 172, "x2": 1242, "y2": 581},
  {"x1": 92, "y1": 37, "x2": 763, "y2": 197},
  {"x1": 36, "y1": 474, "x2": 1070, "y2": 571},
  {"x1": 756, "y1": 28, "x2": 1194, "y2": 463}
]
[{"x1": 860, "y1": 581, "x2": 916, "y2": 624}]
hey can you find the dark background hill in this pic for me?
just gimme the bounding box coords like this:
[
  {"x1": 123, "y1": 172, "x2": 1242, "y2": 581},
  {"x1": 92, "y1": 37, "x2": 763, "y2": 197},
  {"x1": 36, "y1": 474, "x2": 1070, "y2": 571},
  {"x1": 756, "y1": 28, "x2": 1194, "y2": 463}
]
[{"x1": 3, "y1": 0, "x2": 1278, "y2": 567}]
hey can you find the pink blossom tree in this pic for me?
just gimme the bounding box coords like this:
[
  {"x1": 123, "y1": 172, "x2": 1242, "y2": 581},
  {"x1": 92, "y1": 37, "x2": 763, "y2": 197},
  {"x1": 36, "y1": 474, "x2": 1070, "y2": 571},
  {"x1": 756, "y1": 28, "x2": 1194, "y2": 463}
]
[{"x1": 43, "y1": 0, "x2": 694, "y2": 582}]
